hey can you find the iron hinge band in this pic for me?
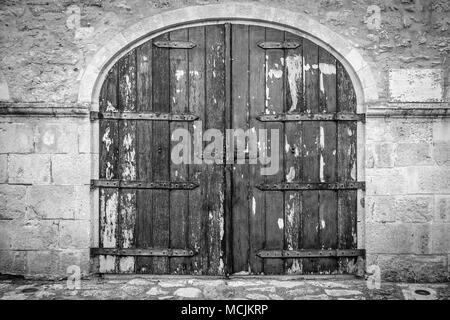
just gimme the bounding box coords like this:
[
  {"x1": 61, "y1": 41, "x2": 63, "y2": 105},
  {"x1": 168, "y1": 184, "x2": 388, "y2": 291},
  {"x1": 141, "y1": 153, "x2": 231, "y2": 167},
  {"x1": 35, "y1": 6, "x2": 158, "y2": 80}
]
[
  {"x1": 91, "y1": 248, "x2": 196, "y2": 257},
  {"x1": 256, "y1": 112, "x2": 365, "y2": 122},
  {"x1": 91, "y1": 180, "x2": 199, "y2": 190},
  {"x1": 256, "y1": 182, "x2": 365, "y2": 191},
  {"x1": 257, "y1": 249, "x2": 365, "y2": 259},
  {"x1": 257, "y1": 41, "x2": 301, "y2": 49},
  {"x1": 153, "y1": 40, "x2": 197, "y2": 49},
  {"x1": 90, "y1": 111, "x2": 199, "y2": 121}
]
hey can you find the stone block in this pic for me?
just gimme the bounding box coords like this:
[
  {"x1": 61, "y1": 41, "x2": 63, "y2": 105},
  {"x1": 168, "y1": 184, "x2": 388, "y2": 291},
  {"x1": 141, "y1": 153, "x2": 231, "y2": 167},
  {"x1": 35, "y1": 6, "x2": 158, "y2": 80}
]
[
  {"x1": 26, "y1": 250, "x2": 60, "y2": 277},
  {"x1": 434, "y1": 195, "x2": 450, "y2": 222},
  {"x1": 366, "y1": 119, "x2": 433, "y2": 143},
  {"x1": 433, "y1": 142, "x2": 450, "y2": 166},
  {"x1": 0, "y1": 184, "x2": 28, "y2": 220},
  {"x1": 393, "y1": 196, "x2": 434, "y2": 223},
  {"x1": 0, "y1": 250, "x2": 27, "y2": 275},
  {"x1": 0, "y1": 154, "x2": 7, "y2": 183},
  {"x1": 10, "y1": 220, "x2": 59, "y2": 250},
  {"x1": 0, "y1": 123, "x2": 34, "y2": 154},
  {"x1": 395, "y1": 143, "x2": 432, "y2": 166},
  {"x1": 51, "y1": 154, "x2": 91, "y2": 185},
  {"x1": 59, "y1": 220, "x2": 90, "y2": 249},
  {"x1": 8, "y1": 154, "x2": 51, "y2": 184},
  {"x1": 366, "y1": 168, "x2": 408, "y2": 195},
  {"x1": 365, "y1": 196, "x2": 395, "y2": 222},
  {"x1": 366, "y1": 222, "x2": 431, "y2": 254},
  {"x1": 366, "y1": 143, "x2": 394, "y2": 168},
  {"x1": 433, "y1": 119, "x2": 450, "y2": 142},
  {"x1": 412, "y1": 167, "x2": 450, "y2": 193},
  {"x1": 431, "y1": 224, "x2": 450, "y2": 254},
  {"x1": 34, "y1": 122, "x2": 78, "y2": 154},
  {"x1": 0, "y1": 220, "x2": 12, "y2": 249},
  {"x1": 27, "y1": 185, "x2": 77, "y2": 220},
  {"x1": 78, "y1": 120, "x2": 92, "y2": 154},
  {"x1": 366, "y1": 253, "x2": 448, "y2": 282},
  {"x1": 389, "y1": 69, "x2": 443, "y2": 102}
]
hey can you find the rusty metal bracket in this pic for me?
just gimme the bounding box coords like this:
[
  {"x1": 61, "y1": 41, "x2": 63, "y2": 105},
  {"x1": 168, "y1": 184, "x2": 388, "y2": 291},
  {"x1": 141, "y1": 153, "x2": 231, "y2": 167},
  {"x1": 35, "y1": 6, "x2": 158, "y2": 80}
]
[
  {"x1": 256, "y1": 112, "x2": 366, "y2": 122},
  {"x1": 153, "y1": 40, "x2": 197, "y2": 49},
  {"x1": 91, "y1": 180, "x2": 199, "y2": 190},
  {"x1": 90, "y1": 111, "x2": 198, "y2": 121},
  {"x1": 257, "y1": 41, "x2": 301, "y2": 49},
  {"x1": 257, "y1": 249, "x2": 365, "y2": 258},
  {"x1": 91, "y1": 248, "x2": 196, "y2": 257},
  {"x1": 256, "y1": 182, "x2": 365, "y2": 191}
]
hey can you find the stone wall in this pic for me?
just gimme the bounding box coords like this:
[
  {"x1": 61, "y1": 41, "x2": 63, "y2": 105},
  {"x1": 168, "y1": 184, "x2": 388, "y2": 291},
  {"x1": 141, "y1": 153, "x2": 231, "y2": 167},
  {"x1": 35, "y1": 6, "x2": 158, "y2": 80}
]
[{"x1": 0, "y1": 0, "x2": 449, "y2": 281}]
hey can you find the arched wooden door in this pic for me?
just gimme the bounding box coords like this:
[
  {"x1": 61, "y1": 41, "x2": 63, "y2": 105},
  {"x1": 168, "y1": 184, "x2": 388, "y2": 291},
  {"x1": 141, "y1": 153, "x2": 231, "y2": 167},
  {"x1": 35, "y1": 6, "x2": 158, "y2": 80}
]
[{"x1": 92, "y1": 23, "x2": 365, "y2": 275}]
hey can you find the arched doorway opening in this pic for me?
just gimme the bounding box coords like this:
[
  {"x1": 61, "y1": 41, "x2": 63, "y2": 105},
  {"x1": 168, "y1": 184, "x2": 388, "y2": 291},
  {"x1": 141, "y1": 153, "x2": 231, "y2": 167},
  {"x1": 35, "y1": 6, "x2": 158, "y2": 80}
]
[{"x1": 90, "y1": 21, "x2": 366, "y2": 276}]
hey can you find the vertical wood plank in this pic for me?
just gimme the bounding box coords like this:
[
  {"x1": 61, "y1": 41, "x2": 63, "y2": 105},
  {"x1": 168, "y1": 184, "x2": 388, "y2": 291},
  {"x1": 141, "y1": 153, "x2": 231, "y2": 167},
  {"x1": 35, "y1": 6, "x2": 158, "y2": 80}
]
[
  {"x1": 169, "y1": 28, "x2": 189, "y2": 274},
  {"x1": 152, "y1": 33, "x2": 170, "y2": 274},
  {"x1": 264, "y1": 28, "x2": 284, "y2": 274},
  {"x1": 188, "y1": 26, "x2": 207, "y2": 274},
  {"x1": 205, "y1": 24, "x2": 226, "y2": 275},
  {"x1": 284, "y1": 31, "x2": 303, "y2": 274},
  {"x1": 318, "y1": 48, "x2": 338, "y2": 273},
  {"x1": 231, "y1": 24, "x2": 250, "y2": 274},
  {"x1": 117, "y1": 50, "x2": 137, "y2": 273},
  {"x1": 337, "y1": 61, "x2": 358, "y2": 273},
  {"x1": 248, "y1": 25, "x2": 266, "y2": 275},
  {"x1": 301, "y1": 39, "x2": 320, "y2": 273},
  {"x1": 99, "y1": 65, "x2": 119, "y2": 273},
  {"x1": 135, "y1": 41, "x2": 153, "y2": 273}
]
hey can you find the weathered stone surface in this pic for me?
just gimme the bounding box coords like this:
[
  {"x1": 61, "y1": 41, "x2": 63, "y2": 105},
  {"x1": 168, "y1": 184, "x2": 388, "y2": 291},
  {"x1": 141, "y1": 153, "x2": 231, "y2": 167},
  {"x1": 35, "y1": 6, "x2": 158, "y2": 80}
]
[
  {"x1": 430, "y1": 224, "x2": 450, "y2": 254},
  {"x1": 366, "y1": 143, "x2": 394, "y2": 168},
  {"x1": 173, "y1": 287, "x2": 202, "y2": 298},
  {"x1": 366, "y1": 119, "x2": 433, "y2": 143},
  {"x1": 395, "y1": 143, "x2": 432, "y2": 166},
  {"x1": 0, "y1": 123, "x2": 34, "y2": 154},
  {"x1": 366, "y1": 168, "x2": 408, "y2": 195},
  {"x1": 411, "y1": 167, "x2": 450, "y2": 193},
  {"x1": 58, "y1": 220, "x2": 90, "y2": 249},
  {"x1": 0, "y1": 184, "x2": 28, "y2": 220},
  {"x1": 7, "y1": 154, "x2": 51, "y2": 184},
  {"x1": 26, "y1": 250, "x2": 60, "y2": 277},
  {"x1": 59, "y1": 249, "x2": 90, "y2": 276},
  {"x1": 433, "y1": 142, "x2": 450, "y2": 166},
  {"x1": 367, "y1": 254, "x2": 448, "y2": 283},
  {"x1": 51, "y1": 154, "x2": 91, "y2": 185},
  {"x1": 0, "y1": 154, "x2": 7, "y2": 183},
  {"x1": 435, "y1": 195, "x2": 450, "y2": 222},
  {"x1": 27, "y1": 185, "x2": 77, "y2": 219},
  {"x1": 366, "y1": 223, "x2": 431, "y2": 254},
  {"x1": 77, "y1": 120, "x2": 92, "y2": 154},
  {"x1": 389, "y1": 69, "x2": 443, "y2": 102},
  {"x1": 10, "y1": 220, "x2": 59, "y2": 251},
  {"x1": 34, "y1": 122, "x2": 78, "y2": 154},
  {"x1": 0, "y1": 250, "x2": 27, "y2": 275}
]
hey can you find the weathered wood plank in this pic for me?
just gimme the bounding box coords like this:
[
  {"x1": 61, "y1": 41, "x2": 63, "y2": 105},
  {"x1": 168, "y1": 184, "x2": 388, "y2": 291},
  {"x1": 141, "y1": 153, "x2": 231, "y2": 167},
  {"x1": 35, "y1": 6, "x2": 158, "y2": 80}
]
[
  {"x1": 284, "y1": 31, "x2": 303, "y2": 274},
  {"x1": 135, "y1": 41, "x2": 153, "y2": 273},
  {"x1": 301, "y1": 39, "x2": 320, "y2": 274},
  {"x1": 248, "y1": 25, "x2": 266, "y2": 275},
  {"x1": 117, "y1": 50, "x2": 137, "y2": 273},
  {"x1": 231, "y1": 24, "x2": 250, "y2": 274},
  {"x1": 99, "y1": 65, "x2": 119, "y2": 273},
  {"x1": 204, "y1": 24, "x2": 226, "y2": 275},
  {"x1": 337, "y1": 60, "x2": 358, "y2": 273},
  {"x1": 152, "y1": 33, "x2": 171, "y2": 274},
  {"x1": 264, "y1": 27, "x2": 284, "y2": 274},
  {"x1": 169, "y1": 28, "x2": 190, "y2": 274},
  {"x1": 188, "y1": 26, "x2": 207, "y2": 274},
  {"x1": 318, "y1": 48, "x2": 338, "y2": 273}
]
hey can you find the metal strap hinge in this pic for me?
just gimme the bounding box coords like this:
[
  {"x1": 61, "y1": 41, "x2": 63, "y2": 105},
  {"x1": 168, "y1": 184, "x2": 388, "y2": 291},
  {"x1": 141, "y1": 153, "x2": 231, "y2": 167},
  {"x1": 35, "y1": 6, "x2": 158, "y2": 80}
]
[
  {"x1": 91, "y1": 248, "x2": 196, "y2": 257},
  {"x1": 153, "y1": 40, "x2": 197, "y2": 49},
  {"x1": 90, "y1": 111, "x2": 199, "y2": 121},
  {"x1": 257, "y1": 112, "x2": 365, "y2": 122},
  {"x1": 257, "y1": 249, "x2": 365, "y2": 259},
  {"x1": 91, "y1": 180, "x2": 199, "y2": 190},
  {"x1": 256, "y1": 182, "x2": 365, "y2": 191},
  {"x1": 258, "y1": 41, "x2": 301, "y2": 49}
]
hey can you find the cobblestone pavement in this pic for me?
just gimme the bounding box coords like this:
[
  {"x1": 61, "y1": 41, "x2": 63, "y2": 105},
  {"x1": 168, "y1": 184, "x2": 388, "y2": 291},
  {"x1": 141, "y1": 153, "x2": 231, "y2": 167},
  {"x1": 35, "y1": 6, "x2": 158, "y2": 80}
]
[{"x1": 0, "y1": 276, "x2": 449, "y2": 300}]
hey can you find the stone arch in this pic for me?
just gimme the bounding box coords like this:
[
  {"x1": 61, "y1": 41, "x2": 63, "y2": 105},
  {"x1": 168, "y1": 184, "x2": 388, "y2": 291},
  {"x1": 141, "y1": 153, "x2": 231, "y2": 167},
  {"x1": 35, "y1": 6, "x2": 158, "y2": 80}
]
[{"x1": 78, "y1": 2, "x2": 378, "y2": 111}]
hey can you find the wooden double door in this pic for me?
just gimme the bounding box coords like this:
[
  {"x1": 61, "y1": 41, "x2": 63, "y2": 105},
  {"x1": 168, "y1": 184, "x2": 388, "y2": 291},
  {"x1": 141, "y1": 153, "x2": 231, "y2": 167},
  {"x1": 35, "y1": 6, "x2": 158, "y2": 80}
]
[{"x1": 94, "y1": 23, "x2": 364, "y2": 275}]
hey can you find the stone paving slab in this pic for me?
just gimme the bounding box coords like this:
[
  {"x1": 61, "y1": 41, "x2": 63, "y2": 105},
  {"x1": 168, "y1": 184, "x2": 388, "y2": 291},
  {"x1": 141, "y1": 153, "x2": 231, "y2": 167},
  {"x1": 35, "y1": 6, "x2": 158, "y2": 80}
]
[{"x1": 0, "y1": 277, "x2": 448, "y2": 300}]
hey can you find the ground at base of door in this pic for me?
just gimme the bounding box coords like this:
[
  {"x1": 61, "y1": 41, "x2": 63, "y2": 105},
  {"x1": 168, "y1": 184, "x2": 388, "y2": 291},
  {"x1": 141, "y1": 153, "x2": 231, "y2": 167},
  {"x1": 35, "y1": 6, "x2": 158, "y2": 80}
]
[{"x1": 0, "y1": 277, "x2": 448, "y2": 300}]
